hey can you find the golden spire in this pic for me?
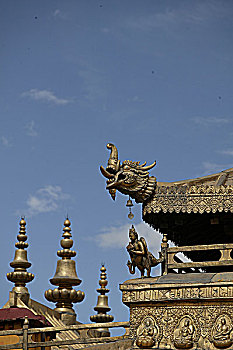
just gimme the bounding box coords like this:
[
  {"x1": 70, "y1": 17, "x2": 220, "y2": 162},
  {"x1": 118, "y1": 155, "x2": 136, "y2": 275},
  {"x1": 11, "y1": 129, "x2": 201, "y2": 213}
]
[
  {"x1": 45, "y1": 218, "x2": 85, "y2": 325},
  {"x1": 7, "y1": 218, "x2": 34, "y2": 305},
  {"x1": 90, "y1": 265, "x2": 114, "y2": 336}
]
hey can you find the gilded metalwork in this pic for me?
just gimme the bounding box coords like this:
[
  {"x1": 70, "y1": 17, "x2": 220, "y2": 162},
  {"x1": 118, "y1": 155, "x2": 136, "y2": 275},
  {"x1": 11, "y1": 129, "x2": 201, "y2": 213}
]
[
  {"x1": 7, "y1": 218, "x2": 34, "y2": 304},
  {"x1": 136, "y1": 316, "x2": 158, "y2": 348},
  {"x1": 166, "y1": 243, "x2": 233, "y2": 273},
  {"x1": 174, "y1": 316, "x2": 195, "y2": 349},
  {"x1": 126, "y1": 196, "x2": 134, "y2": 220},
  {"x1": 122, "y1": 268, "x2": 233, "y2": 348},
  {"x1": 121, "y1": 270, "x2": 233, "y2": 349},
  {"x1": 99, "y1": 146, "x2": 233, "y2": 349},
  {"x1": 126, "y1": 225, "x2": 163, "y2": 278},
  {"x1": 211, "y1": 314, "x2": 233, "y2": 348},
  {"x1": 130, "y1": 305, "x2": 233, "y2": 349},
  {"x1": 101, "y1": 145, "x2": 233, "y2": 216},
  {"x1": 100, "y1": 143, "x2": 156, "y2": 202},
  {"x1": 45, "y1": 218, "x2": 85, "y2": 324},
  {"x1": 90, "y1": 265, "x2": 114, "y2": 337},
  {"x1": 122, "y1": 284, "x2": 233, "y2": 303},
  {"x1": 144, "y1": 184, "x2": 233, "y2": 216}
]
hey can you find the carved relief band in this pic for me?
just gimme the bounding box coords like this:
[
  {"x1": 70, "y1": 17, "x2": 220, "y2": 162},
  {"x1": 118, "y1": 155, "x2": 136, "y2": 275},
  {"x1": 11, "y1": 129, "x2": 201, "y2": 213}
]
[
  {"x1": 130, "y1": 305, "x2": 233, "y2": 349},
  {"x1": 143, "y1": 185, "x2": 233, "y2": 215},
  {"x1": 122, "y1": 285, "x2": 233, "y2": 303}
]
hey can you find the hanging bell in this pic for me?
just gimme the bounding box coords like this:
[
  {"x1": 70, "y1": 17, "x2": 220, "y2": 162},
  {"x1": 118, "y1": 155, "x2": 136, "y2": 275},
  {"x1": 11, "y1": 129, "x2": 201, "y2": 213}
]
[
  {"x1": 126, "y1": 196, "x2": 134, "y2": 219},
  {"x1": 126, "y1": 197, "x2": 133, "y2": 208}
]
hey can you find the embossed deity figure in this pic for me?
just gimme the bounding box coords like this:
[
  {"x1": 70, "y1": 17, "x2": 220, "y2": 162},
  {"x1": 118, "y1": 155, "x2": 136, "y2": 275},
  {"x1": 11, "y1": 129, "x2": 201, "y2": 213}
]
[
  {"x1": 126, "y1": 225, "x2": 160, "y2": 278},
  {"x1": 174, "y1": 317, "x2": 194, "y2": 349},
  {"x1": 212, "y1": 315, "x2": 233, "y2": 348},
  {"x1": 136, "y1": 317, "x2": 158, "y2": 348}
]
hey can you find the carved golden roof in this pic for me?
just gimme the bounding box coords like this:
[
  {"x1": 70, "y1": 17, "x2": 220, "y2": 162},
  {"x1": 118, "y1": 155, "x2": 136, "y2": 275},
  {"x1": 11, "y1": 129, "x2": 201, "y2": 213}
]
[
  {"x1": 101, "y1": 143, "x2": 233, "y2": 214},
  {"x1": 144, "y1": 167, "x2": 233, "y2": 216},
  {"x1": 143, "y1": 168, "x2": 233, "y2": 252},
  {"x1": 101, "y1": 145, "x2": 233, "y2": 253}
]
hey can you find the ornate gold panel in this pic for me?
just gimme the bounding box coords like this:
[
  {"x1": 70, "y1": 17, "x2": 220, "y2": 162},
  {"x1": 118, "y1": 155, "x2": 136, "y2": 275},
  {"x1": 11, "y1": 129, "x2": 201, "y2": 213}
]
[{"x1": 130, "y1": 305, "x2": 233, "y2": 349}]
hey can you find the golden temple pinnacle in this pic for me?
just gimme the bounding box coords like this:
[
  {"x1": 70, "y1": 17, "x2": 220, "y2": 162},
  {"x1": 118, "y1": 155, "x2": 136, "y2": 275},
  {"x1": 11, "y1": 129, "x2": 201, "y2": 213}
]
[
  {"x1": 45, "y1": 218, "x2": 85, "y2": 325},
  {"x1": 90, "y1": 264, "x2": 114, "y2": 337},
  {"x1": 7, "y1": 218, "x2": 34, "y2": 305}
]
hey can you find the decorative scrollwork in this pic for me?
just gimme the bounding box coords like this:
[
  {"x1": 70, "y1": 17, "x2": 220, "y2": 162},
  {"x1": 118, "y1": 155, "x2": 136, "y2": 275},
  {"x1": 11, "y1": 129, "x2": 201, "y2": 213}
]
[{"x1": 144, "y1": 185, "x2": 233, "y2": 215}]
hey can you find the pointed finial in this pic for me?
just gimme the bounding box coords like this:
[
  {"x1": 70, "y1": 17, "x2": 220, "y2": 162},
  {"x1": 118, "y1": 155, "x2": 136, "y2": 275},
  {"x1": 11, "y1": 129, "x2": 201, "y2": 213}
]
[
  {"x1": 7, "y1": 218, "x2": 34, "y2": 305},
  {"x1": 90, "y1": 264, "x2": 114, "y2": 336},
  {"x1": 45, "y1": 218, "x2": 85, "y2": 325},
  {"x1": 98, "y1": 264, "x2": 108, "y2": 290}
]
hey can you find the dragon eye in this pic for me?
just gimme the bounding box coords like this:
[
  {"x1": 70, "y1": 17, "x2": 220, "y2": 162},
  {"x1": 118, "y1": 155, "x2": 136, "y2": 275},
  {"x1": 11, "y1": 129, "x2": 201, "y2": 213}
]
[{"x1": 124, "y1": 166, "x2": 130, "y2": 170}]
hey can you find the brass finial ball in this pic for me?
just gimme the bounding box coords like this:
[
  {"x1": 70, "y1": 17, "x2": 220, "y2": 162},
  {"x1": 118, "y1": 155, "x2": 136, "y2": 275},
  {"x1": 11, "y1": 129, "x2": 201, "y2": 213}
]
[
  {"x1": 20, "y1": 218, "x2": 26, "y2": 226},
  {"x1": 101, "y1": 265, "x2": 106, "y2": 272},
  {"x1": 64, "y1": 218, "x2": 71, "y2": 226}
]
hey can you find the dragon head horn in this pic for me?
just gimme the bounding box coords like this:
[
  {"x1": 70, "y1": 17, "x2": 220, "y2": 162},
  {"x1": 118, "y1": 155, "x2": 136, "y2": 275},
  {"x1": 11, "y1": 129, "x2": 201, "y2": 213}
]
[
  {"x1": 141, "y1": 160, "x2": 156, "y2": 171},
  {"x1": 106, "y1": 143, "x2": 120, "y2": 173}
]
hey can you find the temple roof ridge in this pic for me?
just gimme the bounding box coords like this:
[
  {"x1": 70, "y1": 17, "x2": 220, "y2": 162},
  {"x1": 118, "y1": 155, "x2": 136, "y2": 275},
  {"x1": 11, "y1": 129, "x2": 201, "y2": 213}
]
[{"x1": 157, "y1": 166, "x2": 233, "y2": 187}]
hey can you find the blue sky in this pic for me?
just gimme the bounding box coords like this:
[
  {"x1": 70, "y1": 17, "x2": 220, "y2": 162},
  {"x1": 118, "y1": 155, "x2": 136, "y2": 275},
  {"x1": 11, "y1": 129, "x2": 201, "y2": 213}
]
[{"x1": 1, "y1": 0, "x2": 233, "y2": 324}]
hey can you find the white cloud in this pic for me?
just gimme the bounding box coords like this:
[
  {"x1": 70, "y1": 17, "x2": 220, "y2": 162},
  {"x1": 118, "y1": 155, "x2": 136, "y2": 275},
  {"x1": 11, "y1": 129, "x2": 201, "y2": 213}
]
[
  {"x1": 78, "y1": 69, "x2": 106, "y2": 102},
  {"x1": 53, "y1": 9, "x2": 68, "y2": 20},
  {"x1": 201, "y1": 161, "x2": 232, "y2": 175},
  {"x1": 126, "y1": 2, "x2": 231, "y2": 32},
  {"x1": 96, "y1": 222, "x2": 162, "y2": 253},
  {"x1": 192, "y1": 117, "x2": 230, "y2": 125},
  {"x1": 25, "y1": 120, "x2": 37, "y2": 137},
  {"x1": 101, "y1": 27, "x2": 110, "y2": 33},
  {"x1": 21, "y1": 89, "x2": 71, "y2": 105},
  {"x1": 53, "y1": 9, "x2": 61, "y2": 17},
  {"x1": 95, "y1": 222, "x2": 194, "y2": 268},
  {"x1": 127, "y1": 95, "x2": 144, "y2": 103},
  {"x1": 1, "y1": 136, "x2": 12, "y2": 148},
  {"x1": 21, "y1": 185, "x2": 70, "y2": 216},
  {"x1": 219, "y1": 150, "x2": 233, "y2": 156}
]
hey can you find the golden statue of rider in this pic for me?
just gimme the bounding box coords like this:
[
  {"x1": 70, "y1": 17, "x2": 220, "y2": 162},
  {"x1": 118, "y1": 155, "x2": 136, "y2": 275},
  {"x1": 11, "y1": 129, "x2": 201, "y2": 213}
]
[{"x1": 126, "y1": 225, "x2": 161, "y2": 278}]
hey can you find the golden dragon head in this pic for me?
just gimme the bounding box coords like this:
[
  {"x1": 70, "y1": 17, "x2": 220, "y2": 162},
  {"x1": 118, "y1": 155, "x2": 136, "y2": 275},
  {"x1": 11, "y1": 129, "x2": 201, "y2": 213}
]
[{"x1": 100, "y1": 143, "x2": 157, "y2": 203}]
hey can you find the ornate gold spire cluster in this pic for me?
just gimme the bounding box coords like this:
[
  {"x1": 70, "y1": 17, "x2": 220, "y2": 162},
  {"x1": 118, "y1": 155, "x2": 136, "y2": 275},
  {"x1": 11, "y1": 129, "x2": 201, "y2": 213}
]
[
  {"x1": 45, "y1": 218, "x2": 85, "y2": 324},
  {"x1": 90, "y1": 265, "x2": 113, "y2": 336},
  {"x1": 7, "y1": 218, "x2": 34, "y2": 304}
]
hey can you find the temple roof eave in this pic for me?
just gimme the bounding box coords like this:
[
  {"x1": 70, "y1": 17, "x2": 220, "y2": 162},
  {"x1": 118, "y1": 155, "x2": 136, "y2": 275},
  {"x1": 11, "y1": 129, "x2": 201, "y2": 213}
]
[
  {"x1": 143, "y1": 166, "x2": 233, "y2": 216},
  {"x1": 143, "y1": 183, "x2": 233, "y2": 216},
  {"x1": 142, "y1": 169, "x2": 233, "y2": 250}
]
